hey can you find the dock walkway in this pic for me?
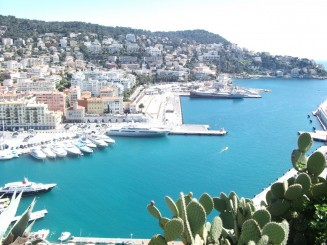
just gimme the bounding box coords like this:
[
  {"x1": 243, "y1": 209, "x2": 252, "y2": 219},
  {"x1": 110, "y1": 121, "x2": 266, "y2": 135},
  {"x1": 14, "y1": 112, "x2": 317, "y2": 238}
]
[
  {"x1": 68, "y1": 237, "x2": 180, "y2": 245},
  {"x1": 169, "y1": 124, "x2": 227, "y2": 136}
]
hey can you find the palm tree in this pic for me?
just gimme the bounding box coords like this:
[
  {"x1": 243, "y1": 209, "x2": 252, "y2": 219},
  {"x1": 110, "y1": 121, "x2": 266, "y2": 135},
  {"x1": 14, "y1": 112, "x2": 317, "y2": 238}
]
[{"x1": 138, "y1": 103, "x2": 145, "y2": 113}]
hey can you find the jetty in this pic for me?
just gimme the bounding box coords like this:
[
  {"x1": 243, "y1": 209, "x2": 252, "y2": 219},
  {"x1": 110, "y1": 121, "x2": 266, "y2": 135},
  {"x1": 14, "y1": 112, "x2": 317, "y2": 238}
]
[
  {"x1": 169, "y1": 124, "x2": 227, "y2": 136},
  {"x1": 12, "y1": 209, "x2": 48, "y2": 223}
]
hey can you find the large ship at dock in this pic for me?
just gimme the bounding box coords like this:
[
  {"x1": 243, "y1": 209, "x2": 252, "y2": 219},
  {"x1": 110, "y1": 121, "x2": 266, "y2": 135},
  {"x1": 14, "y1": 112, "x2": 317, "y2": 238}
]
[{"x1": 190, "y1": 74, "x2": 261, "y2": 99}]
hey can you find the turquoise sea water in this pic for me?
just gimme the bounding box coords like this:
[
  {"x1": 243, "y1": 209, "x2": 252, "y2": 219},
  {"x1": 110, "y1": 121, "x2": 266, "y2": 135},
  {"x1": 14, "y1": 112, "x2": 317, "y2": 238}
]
[{"x1": 1, "y1": 78, "x2": 327, "y2": 241}]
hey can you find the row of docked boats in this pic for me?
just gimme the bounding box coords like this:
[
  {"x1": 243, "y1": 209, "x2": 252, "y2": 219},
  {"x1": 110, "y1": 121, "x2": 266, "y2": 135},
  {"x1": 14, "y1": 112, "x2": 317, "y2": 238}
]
[{"x1": 29, "y1": 134, "x2": 115, "y2": 160}]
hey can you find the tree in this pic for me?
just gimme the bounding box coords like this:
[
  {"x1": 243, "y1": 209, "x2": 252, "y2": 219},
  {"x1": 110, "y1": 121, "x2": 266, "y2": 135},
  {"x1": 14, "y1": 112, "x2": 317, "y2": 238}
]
[
  {"x1": 104, "y1": 104, "x2": 111, "y2": 114},
  {"x1": 138, "y1": 103, "x2": 144, "y2": 112}
]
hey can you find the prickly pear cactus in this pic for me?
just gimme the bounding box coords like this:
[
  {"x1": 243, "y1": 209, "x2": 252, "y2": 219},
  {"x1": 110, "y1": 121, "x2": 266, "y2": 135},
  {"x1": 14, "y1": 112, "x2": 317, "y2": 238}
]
[{"x1": 147, "y1": 192, "x2": 223, "y2": 245}]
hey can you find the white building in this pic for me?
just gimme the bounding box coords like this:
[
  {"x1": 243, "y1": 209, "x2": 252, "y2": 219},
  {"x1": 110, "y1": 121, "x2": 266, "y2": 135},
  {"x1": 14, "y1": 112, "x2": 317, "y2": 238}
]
[
  {"x1": 2, "y1": 38, "x2": 13, "y2": 46},
  {"x1": 146, "y1": 47, "x2": 162, "y2": 56},
  {"x1": 60, "y1": 38, "x2": 68, "y2": 48},
  {"x1": 16, "y1": 79, "x2": 56, "y2": 92},
  {"x1": 0, "y1": 96, "x2": 61, "y2": 130},
  {"x1": 68, "y1": 86, "x2": 81, "y2": 106},
  {"x1": 65, "y1": 102, "x2": 85, "y2": 123}
]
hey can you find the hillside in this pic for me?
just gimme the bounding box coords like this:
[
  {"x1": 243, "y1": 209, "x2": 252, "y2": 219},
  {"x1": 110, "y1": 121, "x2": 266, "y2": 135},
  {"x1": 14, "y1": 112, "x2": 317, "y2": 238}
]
[{"x1": 0, "y1": 15, "x2": 229, "y2": 45}]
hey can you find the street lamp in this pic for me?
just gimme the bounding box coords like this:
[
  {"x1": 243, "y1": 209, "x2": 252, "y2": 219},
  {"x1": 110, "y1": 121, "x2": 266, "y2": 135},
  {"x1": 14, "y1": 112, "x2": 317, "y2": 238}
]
[{"x1": 130, "y1": 233, "x2": 133, "y2": 240}]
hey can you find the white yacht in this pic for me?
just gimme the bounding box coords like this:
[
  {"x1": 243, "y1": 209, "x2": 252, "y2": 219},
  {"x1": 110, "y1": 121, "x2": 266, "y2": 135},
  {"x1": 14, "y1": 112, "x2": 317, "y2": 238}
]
[
  {"x1": 58, "y1": 232, "x2": 71, "y2": 242},
  {"x1": 98, "y1": 134, "x2": 115, "y2": 144},
  {"x1": 64, "y1": 142, "x2": 83, "y2": 156},
  {"x1": 75, "y1": 142, "x2": 93, "y2": 154},
  {"x1": 41, "y1": 146, "x2": 56, "y2": 159},
  {"x1": 89, "y1": 136, "x2": 108, "y2": 147},
  {"x1": 0, "y1": 150, "x2": 19, "y2": 160},
  {"x1": 29, "y1": 148, "x2": 47, "y2": 160},
  {"x1": 0, "y1": 178, "x2": 56, "y2": 196},
  {"x1": 51, "y1": 144, "x2": 68, "y2": 157},
  {"x1": 78, "y1": 137, "x2": 97, "y2": 148},
  {"x1": 106, "y1": 125, "x2": 170, "y2": 137}
]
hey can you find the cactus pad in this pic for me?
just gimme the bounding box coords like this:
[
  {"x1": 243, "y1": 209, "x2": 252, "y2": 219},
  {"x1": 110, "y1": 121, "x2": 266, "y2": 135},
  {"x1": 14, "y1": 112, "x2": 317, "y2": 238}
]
[
  {"x1": 295, "y1": 172, "x2": 311, "y2": 194},
  {"x1": 165, "y1": 196, "x2": 179, "y2": 217},
  {"x1": 219, "y1": 211, "x2": 234, "y2": 230},
  {"x1": 291, "y1": 149, "x2": 307, "y2": 171},
  {"x1": 147, "y1": 204, "x2": 162, "y2": 219},
  {"x1": 199, "y1": 193, "x2": 213, "y2": 215},
  {"x1": 186, "y1": 200, "x2": 206, "y2": 234},
  {"x1": 164, "y1": 218, "x2": 184, "y2": 242},
  {"x1": 284, "y1": 184, "x2": 302, "y2": 201},
  {"x1": 311, "y1": 182, "x2": 327, "y2": 197},
  {"x1": 262, "y1": 222, "x2": 285, "y2": 244},
  {"x1": 297, "y1": 132, "x2": 313, "y2": 152},
  {"x1": 252, "y1": 209, "x2": 271, "y2": 229},
  {"x1": 267, "y1": 199, "x2": 290, "y2": 217},
  {"x1": 307, "y1": 151, "x2": 326, "y2": 177},
  {"x1": 271, "y1": 182, "x2": 285, "y2": 199},
  {"x1": 213, "y1": 197, "x2": 226, "y2": 212},
  {"x1": 265, "y1": 190, "x2": 274, "y2": 205},
  {"x1": 240, "y1": 219, "x2": 261, "y2": 243},
  {"x1": 209, "y1": 216, "x2": 223, "y2": 243},
  {"x1": 159, "y1": 217, "x2": 170, "y2": 229},
  {"x1": 149, "y1": 234, "x2": 167, "y2": 245}
]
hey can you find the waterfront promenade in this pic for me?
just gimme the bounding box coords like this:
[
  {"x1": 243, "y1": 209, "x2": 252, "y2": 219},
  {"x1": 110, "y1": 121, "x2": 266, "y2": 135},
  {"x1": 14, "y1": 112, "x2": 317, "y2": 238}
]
[{"x1": 67, "y1": 237, "x2": 181, "y2": 245}]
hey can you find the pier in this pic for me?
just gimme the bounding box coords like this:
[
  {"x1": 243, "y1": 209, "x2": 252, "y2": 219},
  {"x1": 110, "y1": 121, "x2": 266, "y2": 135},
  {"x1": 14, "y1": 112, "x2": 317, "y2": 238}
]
[
  {"x1": 169, "y1": 124, "x2": 227, "y2": 136},
  {"x1": 12, "y1": 209, "x2": 48, "y2": 223}
]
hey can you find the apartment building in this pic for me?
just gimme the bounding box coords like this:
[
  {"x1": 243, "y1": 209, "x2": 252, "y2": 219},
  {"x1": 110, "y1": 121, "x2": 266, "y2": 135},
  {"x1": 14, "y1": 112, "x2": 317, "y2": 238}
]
[
  {"x1": 102, "y1": 96, "x2": 124, "y2": 114},
  {"x1": 0, "y1": 96, "x2": 61, "y2": 130},
  {"x1": 34, "y1": 91, "x2": 66, "y2": 113}
]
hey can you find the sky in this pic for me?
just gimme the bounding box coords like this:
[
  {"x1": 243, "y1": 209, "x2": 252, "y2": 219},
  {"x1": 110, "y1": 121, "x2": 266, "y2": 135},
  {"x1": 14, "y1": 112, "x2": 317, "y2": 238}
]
[{"x1": 1, "y1": 0, "x2": 327, "y2": 61}]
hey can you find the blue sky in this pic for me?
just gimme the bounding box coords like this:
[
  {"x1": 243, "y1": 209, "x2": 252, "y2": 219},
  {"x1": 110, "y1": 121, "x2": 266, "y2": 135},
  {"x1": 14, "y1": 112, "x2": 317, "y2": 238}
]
[{"x1": 1, "y1": 0, "x2": 327, "y2": 61}]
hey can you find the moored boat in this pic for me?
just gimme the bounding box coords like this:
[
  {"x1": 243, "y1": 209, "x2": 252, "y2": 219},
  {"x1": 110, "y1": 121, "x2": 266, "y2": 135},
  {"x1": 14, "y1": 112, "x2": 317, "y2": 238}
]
[
  {"x1": 29, "y1": 148, "x2": 47, "y2": 160},
  {"x1": 75, "y1": 142, "x2": 93, "y2": 154},
  {"x1": 58, "y1": 232, "x2": 71, "y2": 242},
  {"x1": 0, "y1": 178, "x2": 56, "y2": 197},
  {"x1": 98, "y1": 134, "x2": 115, "y2": 144},
  {"x1": 41, "y1": 146, "x2": 56, "y2": 159},
  {"x1": 52, "y1": 144, "x2": 68, "y2": 157},
  {"x1": 0, "y1": 150, "x2": 19, "y2": 160},
  {"x1": 64, "y1": 142, "x2": 83, "y2": 156},
  {"x1": 89, "y1": 136, "x2": 108, "y2": 147},
  {"x1": 79, "y1": 137, "x2": 97, "y2": 148}
]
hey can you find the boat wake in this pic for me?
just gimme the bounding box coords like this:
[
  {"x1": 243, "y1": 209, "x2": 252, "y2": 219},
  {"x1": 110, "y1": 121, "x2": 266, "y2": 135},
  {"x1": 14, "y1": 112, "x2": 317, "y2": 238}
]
[{"x1": 219, "y1": 146, "x2": 229, "y2": 153}]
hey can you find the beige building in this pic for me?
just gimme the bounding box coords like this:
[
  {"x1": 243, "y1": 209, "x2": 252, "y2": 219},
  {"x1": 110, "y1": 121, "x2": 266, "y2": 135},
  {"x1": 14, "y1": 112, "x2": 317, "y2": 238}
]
[{"x1": 87, "y1": 97, "x2": 104, "y2": 114}]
